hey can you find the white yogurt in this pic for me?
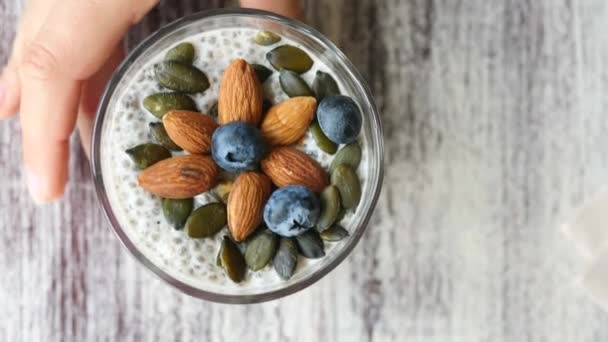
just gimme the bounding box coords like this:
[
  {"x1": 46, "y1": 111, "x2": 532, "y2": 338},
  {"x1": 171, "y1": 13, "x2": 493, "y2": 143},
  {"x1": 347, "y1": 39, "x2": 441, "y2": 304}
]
[{"x1": 100, "y1": 28, "x2": 367, "y2": 293}]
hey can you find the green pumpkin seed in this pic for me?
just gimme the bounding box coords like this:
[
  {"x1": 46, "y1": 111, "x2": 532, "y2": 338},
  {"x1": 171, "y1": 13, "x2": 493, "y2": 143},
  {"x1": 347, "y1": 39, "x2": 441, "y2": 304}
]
[
  {"x1": 209, "y1": 101, "x2": 219, "y2": 117},
  {"x1": 330, "y1": 164, "x2": 361, "y2": 210},
  {"x1": 149, "y1": 122, "x2": 182, "y2": 151},
  {"x1": 236, "y1": 225, "x2": 263, "y2": 251},
  {"x1": 165, "y1": 42, "x2": 195, "y2": 64},
  {"x1": 279, "y1": 69, "x2": 313, "y2": 97},
  {"x1": 154, "y1": 61, "x2": 210, "y2": 93},
  {"x1": 311, "y1": 120, "x2": 338, "y2": 154},
  {"x1": 320, "y1": 225, "x2": 349, "y2": 242},
  {"x1": 125, "y1": 143, "x2": 171, "y2": 169},
  {"x1": 273, "y1": 238, "x2": 298, "y2": 280},
  {"x1": 295, "y1": 229, "x2": 325, "y2": 259},
  {"x1": 312, "y1": 71, "x2": 340, "y2": 100},
  {"x1": 255, "y1": 30, "x2": 281, "y2": 46},
  {"x1": 329, "y1": 143, "x2": 362, "y2": 173},
  {"x1": 317, "y1": 186, "x2": 341, "y2": 231},
  {"x1": 186, "y1": 202, "x2": 227, "y2": 239},
  {"x1": 162, "y1": 198, "x2": 193, "y2": 229},
  {"x1": 216, "y1": 245, "x2": 223, "y2": 267},
  {"x1": 266, "y1": 45, "x2": 313, "y2": 74},
  {"x1": 252, "y1": 64, "x2": 273, "y2": 83},
  {"x1": 220, "y1": 236, "x2": 246, "y2": 283},
  {"x1": 143, "y1": 92, "x2": 197, "y2": 118},
  {"x1": 334, "y1": 206, "x2": 347, "y2": 223},
  {"x1": 244, "y1": 230, "x2": 278, "y2": 271}
]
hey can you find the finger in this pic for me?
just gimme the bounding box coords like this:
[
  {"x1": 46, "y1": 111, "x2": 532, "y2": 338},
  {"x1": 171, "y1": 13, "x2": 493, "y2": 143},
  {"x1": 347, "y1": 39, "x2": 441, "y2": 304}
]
[
  {"x1": 240, "y1": 0, "x2": 303, "y2": 20},
  {"x1": 20, "y1": 78, "x2": 81, "y2": 203},
  {"x1": 77, "y1": 47, "x2": 125, "y2": 159},
  {"x1": 19, "y1": 0, "x2": 156, "y2": 202},
  {"x1": 0, "y1": 0, "x2": 57, "y2": 118}
]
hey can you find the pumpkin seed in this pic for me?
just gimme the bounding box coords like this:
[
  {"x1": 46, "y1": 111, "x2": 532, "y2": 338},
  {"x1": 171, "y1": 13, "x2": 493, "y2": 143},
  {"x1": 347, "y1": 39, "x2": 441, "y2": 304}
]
[
  {"x1": 165, "y1": 42, "x2": 195, "y2": 64},
  {"x1": 216, "y1": 244, "x2": 223, "y2": 267},
  {"x1": 279, "y1": 69, "x2": 313, "y2": 97},
  {"x1": 255, "y1": 30, "x2": 281, "y2": 46},
  {"x1": 329, "y1": 143, "x2": 362, "y2": 173},
  {"x1": 330, "y1": 164, "x2": 361, "y2": 210},
  {"x1": 295, "y1": 229, "x2": 325, "y2": 259},
  {"x1": 149, "y1": 122, "x2": 182, "y2": 151},
  {"x1": 125, "y1": 143, "x2": 171, "y2": 169},
  {"x1": 186, "y1": 202, "x2": 227, "y2": 239},
  {"x1": 213, "y1": 180, "x2": 234, "y2": 203},
  {"x1": 316, "y1": 186, "x2": 341, "y2": 231},
  {"x1": 162, "y1": 198, "x2": 193, "y2": 229},
  {"x1": 273, "y1": 238, "x2": 298, "y2": 280},
  {"x1": 236, "y1": 225, "x2": 265, "y2": 252},
  {"x1": 311, "y1": 120, "x2": 338, "y2": 154},
  {"x1": 220, "y1": 236, "x2": 246, "y2": 283},
  {"x1": 154, "y1": 61, "x2": 210, "y2": 93},
  {"x1": 266, "y1": 45, "x2": 313, "y2": 74},
  {"x1": 244, "y1": 230, "x2": 278, "y2": 271},
  {"x1": 334, "y1": 206, "x2": 347, "y2": 223},
  {"x1": 209, "y1": 101, "x2": 219, "y2": 117},
  {"x1": 312, "y1": 71, "x2": 340, "y2": 100},
  {"x1": 252, "y1": 63, "x2": 273, "y2": 83},
  {"x1": 320, "y1": 225, "x2": 349, "y2": 242},
  {"x1": 143, "y1": 92, "x2": 197, "y2": 118}
]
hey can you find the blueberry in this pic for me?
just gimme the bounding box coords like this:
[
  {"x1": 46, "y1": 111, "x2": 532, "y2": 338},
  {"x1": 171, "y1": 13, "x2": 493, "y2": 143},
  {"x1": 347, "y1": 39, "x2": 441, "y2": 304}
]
[
  {"x1": 211, "y1": 121, "x2": 267, "y2": 172},
  {"x1": 317, "y1": 95, "x2": 362, "y2": 144},
  {"x1": 263, "y1": 186, "x2": 321, "y2": 237}
]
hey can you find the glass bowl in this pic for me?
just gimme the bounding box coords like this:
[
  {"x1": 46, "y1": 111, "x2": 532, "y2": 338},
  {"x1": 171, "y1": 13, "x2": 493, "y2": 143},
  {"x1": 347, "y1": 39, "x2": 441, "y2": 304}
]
[{"x1": 91, "y1": 8, "x2": 384, "y2": 303}]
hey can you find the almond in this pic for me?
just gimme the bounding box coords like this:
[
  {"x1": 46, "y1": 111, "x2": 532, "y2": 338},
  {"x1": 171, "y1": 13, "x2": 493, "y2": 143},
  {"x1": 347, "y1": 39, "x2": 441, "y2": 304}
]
[
  {"x1": 227, "y1": 172, "x2": 272, "y2": 241},
  {"x1": 218, "y1": 59, "x2": 263, "y2": 125},
  {"x1": 260, "y1": 96, "x2": 316, "y2": 146},
  {"x1": 261, "y1": 147, "x2": 328, "y2": 192},
  {"x1": 138, "y1": 155, "x2": 219, "y2": 199},
  {"x1": 162, "y1": 110, "x2": 218, "y2": 154}
]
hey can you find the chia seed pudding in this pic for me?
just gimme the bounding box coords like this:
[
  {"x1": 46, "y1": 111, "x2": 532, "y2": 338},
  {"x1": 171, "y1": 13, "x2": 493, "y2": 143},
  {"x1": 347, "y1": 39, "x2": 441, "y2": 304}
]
[{"x1": 98, "y1": 25, "x2": 370, "y2": 295}]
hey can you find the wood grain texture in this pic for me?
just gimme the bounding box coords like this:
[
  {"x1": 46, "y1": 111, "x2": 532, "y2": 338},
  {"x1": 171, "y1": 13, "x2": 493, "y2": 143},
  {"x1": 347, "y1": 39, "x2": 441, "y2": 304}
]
[{"x1": 2, "y1": 0, "x2": 608, "y2": 341}]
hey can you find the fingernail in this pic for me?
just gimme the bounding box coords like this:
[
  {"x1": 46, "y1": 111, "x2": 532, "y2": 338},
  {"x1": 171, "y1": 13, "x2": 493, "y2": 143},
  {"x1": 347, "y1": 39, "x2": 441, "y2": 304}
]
[{"x1": 24, "y1": 165, "x2": 48, "y2": 204}]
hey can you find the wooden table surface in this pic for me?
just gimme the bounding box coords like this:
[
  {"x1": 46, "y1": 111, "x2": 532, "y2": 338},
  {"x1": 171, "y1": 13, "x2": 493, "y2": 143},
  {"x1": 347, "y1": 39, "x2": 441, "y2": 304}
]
[{"x1": 2, "y1": 0, "x2": 608, "y2": 341}]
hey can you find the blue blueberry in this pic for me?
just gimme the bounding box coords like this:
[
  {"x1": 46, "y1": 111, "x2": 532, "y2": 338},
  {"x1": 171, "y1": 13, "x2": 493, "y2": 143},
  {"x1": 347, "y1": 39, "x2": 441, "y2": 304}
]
[
  {"x1": 263, "y1": 186, "x2": 320, "y2": 237},
  {"x1": 211, "y1": 121, "x2": 267, "y2": 172},
  {"x1": 317, "y1": 95, "x2": 362, "y2": 144}
]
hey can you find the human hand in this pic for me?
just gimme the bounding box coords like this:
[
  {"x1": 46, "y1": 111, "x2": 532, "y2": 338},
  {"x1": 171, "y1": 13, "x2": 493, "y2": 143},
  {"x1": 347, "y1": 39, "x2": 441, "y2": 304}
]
[
  {"x1": 0, "y1": 0, "x2": 302, "y2": 203},
  {"x1": 0, "y1": 0, "x2": 157, "y2": 203}
]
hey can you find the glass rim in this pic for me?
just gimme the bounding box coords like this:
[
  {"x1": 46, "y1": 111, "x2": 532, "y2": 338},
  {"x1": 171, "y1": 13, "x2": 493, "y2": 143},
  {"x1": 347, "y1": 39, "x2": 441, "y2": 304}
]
[{"x1": 91, "y1": 7, "x2": 384, "y2": 304}]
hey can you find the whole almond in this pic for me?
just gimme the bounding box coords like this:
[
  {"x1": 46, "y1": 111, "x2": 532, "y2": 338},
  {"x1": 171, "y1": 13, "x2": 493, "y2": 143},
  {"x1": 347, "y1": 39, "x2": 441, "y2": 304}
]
[
  {"x1": 138, "y1": 155, "x2": 219, "y2": 199},
  {"x1": 260, "y1": 96, "x2": 316, "y2": 146},
  {"x1": 227, "y1": 172, "x2": 272, "y2": 241},
  {"x1": 162, "y1": 110, "x2": 218, "y2": 154},
  {"x1": 218, "y1": 59, "x2": 263, "y2": 125},
  {"x1": 261, "y1": 147, "x2": 328, "y2": 192}
]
